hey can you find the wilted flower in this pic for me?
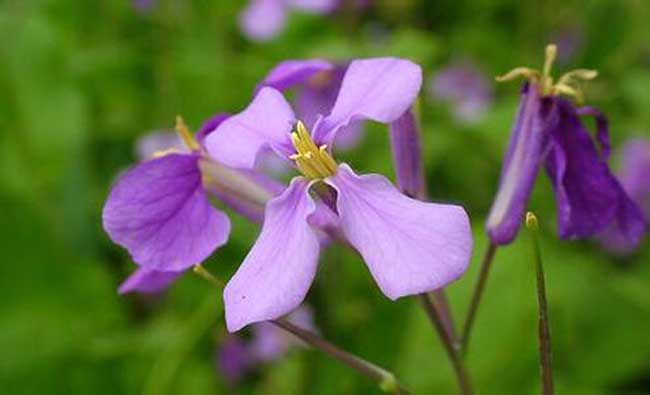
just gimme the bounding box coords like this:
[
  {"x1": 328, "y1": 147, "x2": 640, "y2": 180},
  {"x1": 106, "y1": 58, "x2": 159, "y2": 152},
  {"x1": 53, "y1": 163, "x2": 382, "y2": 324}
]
[
  {"x1": 429, "y1": 59, "x2": 493, "y2": 124},
  {"x1": 486, "y1": 45, "x2": 645, "y2": 249},
  {"x1": 104, "y1": 115, "x2": 281, "y2": 294},
  {"x1": 600, "y1": 138, "x2": 650, "y2": 253},
  {"x1": 205, "y1": 57, "x2": 473, "y2": 331},
  {"x1": 239, "y1": 0, "x2": 338, "y2": 42}
]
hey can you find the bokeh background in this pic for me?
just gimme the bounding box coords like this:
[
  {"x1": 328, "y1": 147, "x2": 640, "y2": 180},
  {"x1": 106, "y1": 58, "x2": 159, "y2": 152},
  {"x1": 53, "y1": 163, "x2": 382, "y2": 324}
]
[{"x1": 1, "y1": 0, "x2": 649, "y2": 394}]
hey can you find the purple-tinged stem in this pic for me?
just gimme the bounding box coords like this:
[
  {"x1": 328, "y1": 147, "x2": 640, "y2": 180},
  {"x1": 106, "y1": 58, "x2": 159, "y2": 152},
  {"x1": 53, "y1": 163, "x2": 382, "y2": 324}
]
[
  {"x1": 192, "y1": 265, "x2": 410, "y2": 394},
  {"x1": 461, "y1": 242, "x2": 498, "y2": 353},
  {"x1": 525, "y1": 213, "x2": 554, "y2": 395},
  {"x1": 419, "y1": 294, "x2": 472, "y2": 395}
]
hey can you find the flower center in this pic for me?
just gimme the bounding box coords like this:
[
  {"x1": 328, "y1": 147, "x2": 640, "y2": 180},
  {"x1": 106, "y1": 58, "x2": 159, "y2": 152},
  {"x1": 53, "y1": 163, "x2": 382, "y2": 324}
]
[
  {"x1": 496, "y1": 44, "x2": 598, "y2": 103},
  {"x1": 289, "y1": 121, "x2": 338, "y2": 180}
]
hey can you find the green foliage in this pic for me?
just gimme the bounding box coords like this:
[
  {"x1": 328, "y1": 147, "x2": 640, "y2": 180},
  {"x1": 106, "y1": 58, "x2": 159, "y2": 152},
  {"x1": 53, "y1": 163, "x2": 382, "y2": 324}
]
[{"x1": 0, "y1": 0, "x2": 649, "y2": 394}]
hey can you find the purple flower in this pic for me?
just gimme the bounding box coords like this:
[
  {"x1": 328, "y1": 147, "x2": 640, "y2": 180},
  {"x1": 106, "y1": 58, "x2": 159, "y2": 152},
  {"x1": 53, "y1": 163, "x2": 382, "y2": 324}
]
[
  {"x1": 132, "y1": 0, "x2": 156, "y2": 12},
  {"x1": 205, "y1": 57, "x2": 473, "y2": 332},
  {"x1": 135, "y1": 131, "x2": 188, "y2": 161},
  {"x1": 216, "y1": 306, "x2": 315, "y2": 383},
  {"x1": 429, "y1": 59, "x2": 493, "y2": 124},
  {"x1": 600, "y1": 138, "x2": 650, "y2": 253},
  {"x1": 486, "y1": 45, "x2": 645, "y2": 248},
  {"x1": 105, "y1": 115, "x2": 281, "y2": 294},
  {"x1": 239, "y1": 0, "x2": 338, "y2": 42},
  {"x1": 259, "y1": 59, "x2": 365, "y2": 151}
]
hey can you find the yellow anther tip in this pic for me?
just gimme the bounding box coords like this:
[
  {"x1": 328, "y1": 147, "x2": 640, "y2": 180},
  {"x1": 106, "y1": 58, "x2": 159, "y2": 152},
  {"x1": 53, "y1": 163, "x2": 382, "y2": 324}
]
[{"x1": 525, "y1": 212, "x2": 539, "y2": 230}]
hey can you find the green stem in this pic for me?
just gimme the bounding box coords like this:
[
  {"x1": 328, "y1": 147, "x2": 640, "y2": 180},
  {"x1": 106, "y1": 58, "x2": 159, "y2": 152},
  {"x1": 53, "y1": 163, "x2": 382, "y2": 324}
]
[
  {"x1": 419, "y1": 294, "x2": 473, "y2": 395},
  {"x1": 526, "y1": 213, "x2": 554, "y2": 395},
  {"x1": 193, "y1": 265, "x2": 410, "y2": 394},
  {"x1": 461, "y1": 242, "x2": 498, "y2": 353}
]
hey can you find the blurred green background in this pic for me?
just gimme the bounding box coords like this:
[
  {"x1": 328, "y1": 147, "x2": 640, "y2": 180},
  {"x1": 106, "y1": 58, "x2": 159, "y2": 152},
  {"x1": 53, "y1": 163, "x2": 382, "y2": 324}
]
[{"x1": 1, "y1": 0, "x2": 649, "y2": 394}]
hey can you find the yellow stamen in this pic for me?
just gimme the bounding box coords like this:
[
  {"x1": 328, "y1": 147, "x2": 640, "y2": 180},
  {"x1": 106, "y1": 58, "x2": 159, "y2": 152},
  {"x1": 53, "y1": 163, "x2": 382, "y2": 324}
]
[
  {"x1": 496, "y1": 43, "x2": 598, "y2": 104},
  {"x1": 175, "y1": 115, "x2": 200, "y2": 151},
  {"x1": 152, "y1": 148, "x2": 181, "y2": 158},
  {"x1": 289, "y1": 121, "x2": 337, "y2": 180}
]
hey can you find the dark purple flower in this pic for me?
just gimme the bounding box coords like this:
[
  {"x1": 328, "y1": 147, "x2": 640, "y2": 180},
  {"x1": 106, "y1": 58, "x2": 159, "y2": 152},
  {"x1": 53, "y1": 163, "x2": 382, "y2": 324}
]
[
  {"x1": 217, "y1": 336, "x2": 253, "y2": 385},
  {"x1": 429, "y1": 59, "x2": 493, "y2": 124},
  {"x1": 105, "y1": 115, "x2": 281, "y2": 293},
  {"x1": 486, "y1": 45, "x2": 645, "y2": 247},
  {"x1": 239, "y1": 0, "x2": 338, "y2": 42},
  {"x1": 258, "y1": 59, "x2": 365, "y2": 151},
  {"x1": 600, "y1": 138, "x2": 650, "y2": 253},
  {"x1": 206, "y1": 57, "x2": 473, "y2": 332}
]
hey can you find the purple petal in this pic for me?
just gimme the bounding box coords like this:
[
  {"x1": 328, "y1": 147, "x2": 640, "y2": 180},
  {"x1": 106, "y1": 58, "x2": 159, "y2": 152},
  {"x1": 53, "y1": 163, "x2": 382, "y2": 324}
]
[
  {"x1": 196, "y1": 113, "x2": 230, "y2": 149},
  {"x1": 239, "y1": 0, "x2": 287, "y2": 42},
  {"x1": 486, "y1": 84, "x2": 550, "y2": 245},
  {"x1": 313, "y1": 57, "x2": 422, "y2": 146},
  {"x1": 249, "y1": 305, "x2": 315, "y2": 362},
  {"x1": 217, "y1": 336, "x2": 254, "y2": 384},
  {"x1": 205, "y1": 87, "x2": 295, "y2": 169},
  {"x1": 135, "y1": 131, "x2": 187, "y2": 161},
  {"x1": 619, "y1": 139, "x2": 650, "y2": 220},
  {"x1": 223, "y1": 178, "x2": 320, "y2": 332},
  {"x1": 286, "y1": 0, "x2": 338, "y2": 12},
  {"x1": 326, "y1": 164, "x2": 473, "y2": 300},
  {"x1": 389, "y1": 109, "x2": 426, "y2": 199},
  {"x1": 544, "y1": 98, "x2": 645, "y2": 241},
  {"x1": 118, "y1": 267, "x2": 184, "y2": 294},
  {"x1": 257, "y1": 59, "x2": 335, "y2": 93},
  {"x1": 428, "y1": 59, "x2": 493, "y2": 124},
  {"x1": 576, "y1": 106, "x2": 611, "y2": 160},
  {"x1": 103, "y1": 153, "x2": 230, "y2": 271}
]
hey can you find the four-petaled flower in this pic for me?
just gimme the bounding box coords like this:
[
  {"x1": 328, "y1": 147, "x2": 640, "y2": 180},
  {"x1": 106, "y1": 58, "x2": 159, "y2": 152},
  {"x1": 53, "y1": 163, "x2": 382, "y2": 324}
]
[
  {"x1": 206, "y1": 57, "x2": 473, "y2": 332},
  {"x1": 486, "y1": 44, "x2": 646, "y2": 249}
]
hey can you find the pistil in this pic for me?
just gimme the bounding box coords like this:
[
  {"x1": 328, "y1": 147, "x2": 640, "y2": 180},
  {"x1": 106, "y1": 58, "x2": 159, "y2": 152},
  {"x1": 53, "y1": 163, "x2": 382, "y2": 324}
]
[{"x1": 496, "y1": 44, "x2": 598, "y2": 103}]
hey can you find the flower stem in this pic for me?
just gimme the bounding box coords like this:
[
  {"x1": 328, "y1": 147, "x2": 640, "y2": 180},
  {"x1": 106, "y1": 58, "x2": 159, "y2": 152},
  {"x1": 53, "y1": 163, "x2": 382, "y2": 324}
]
[
  {"x1": 430, "y1": 289, "x2": 459, "y2": 349},
  {"x1": 461, "y1": 242, "x2": 498, "y2": 353},
  {"x1": 525, "y1": 213, "x2": 554, "y2": 395},
  {"x1": 193, "y1": 265, "x2": 410, "y2": 394},
  {"x1": 419, "y1": 294, "x2": 473, "y2": 395}
]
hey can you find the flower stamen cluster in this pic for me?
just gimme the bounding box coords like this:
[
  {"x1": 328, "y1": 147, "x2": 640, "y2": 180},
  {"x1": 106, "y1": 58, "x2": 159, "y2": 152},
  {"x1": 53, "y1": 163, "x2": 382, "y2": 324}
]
[
  {"x1": 289, "y1": 121, "x2": 337, "y2": 180},
  {"x1": 496, "y1": 44, "x2": 598, "y2": 103}
]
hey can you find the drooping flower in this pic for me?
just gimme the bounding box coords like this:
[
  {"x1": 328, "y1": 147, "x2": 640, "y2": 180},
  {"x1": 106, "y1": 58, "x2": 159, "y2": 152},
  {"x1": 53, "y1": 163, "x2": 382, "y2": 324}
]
[
  {"x1": 205, "y1": 57, "x2": 473, "y2": 332},
  {"x1": 428, "y1": 59, "x2": 493, "y2": 124},
  {"x1": 599, "y1": 138, "x2": 650, "y2": 253},
  {"x1": 104, "y1": 115, "x2": 281, "y2": 294},
  {"x1": 239, "y1": 0, "x2": 338, "y2": 42},
  {"x1": 486, "y1": 44, "x2": 645, "y2": 248}
]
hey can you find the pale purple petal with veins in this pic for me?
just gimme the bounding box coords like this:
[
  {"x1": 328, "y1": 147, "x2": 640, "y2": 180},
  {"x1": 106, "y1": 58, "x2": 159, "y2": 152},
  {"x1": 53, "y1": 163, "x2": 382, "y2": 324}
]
[
  {"x1": 239, "y1": 0, "x2": 287, "y2": 42},
  {"x1": 103, "y1": 153, "x2": 230, "y2": 271},
  {"x1": 205, "y1": 88, "x2": 295, "y2": 170},
  {"x1": 224, "y1": 178, "x2": 320, "y2": 332},
  {"x1": 118, "y1": 267, "x2": 184, "y2": 294},
  {"x1": 196, "y1": 113, "x2": 230, "y2": 149},
  {"x1": 313, "y1": 58, "x2": 422, "y2": 145},
  {"x1": 325, "y1": 164, "x2": 472, "y2": 300}
]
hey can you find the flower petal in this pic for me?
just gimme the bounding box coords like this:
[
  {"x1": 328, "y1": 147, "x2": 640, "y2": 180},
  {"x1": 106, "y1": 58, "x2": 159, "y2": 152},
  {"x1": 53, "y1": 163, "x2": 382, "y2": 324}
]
[
  {"x1": 313, "y1": 57, "x2": 422, "y2": 145},
  {"x1": 239, "y1": 0, "x2": 287, "y2": 42},
  {"x1": 486, "y1": 84, "x2": 550, "y2": 245},
  {"x1": 257, "y1": 59, "x2": 334, "y2": 93},
  {"x1": 205, "y1": 87, "x2": 295, "y2": 169},
  {"x1": 389, "y1": 109, "x2": 426, "y2": 199},
  {"x1": 196, "y1": 113, "x2": 230, "y2": 149},
  {"x1": 286, "y1": 0, "x2": 338, "y2": 12},
  {"x1": 577, "y1": 106, "x2": 611, "y2": 160},
  {"x1": 224, "y1": 178, "x2": 320, "y2": 332},
  {"x1": 544, "y1": 98, "x2": 645, "y2": 240},
  {"x1": 118, "y1": 267, "x2": 184, "y2": 294},
  {"x1": 103, "y1": 153, "x2": 230, "y2": 271},
  {"x1": 326, "y1": 164, "x2": 473, "y2": 300}
]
